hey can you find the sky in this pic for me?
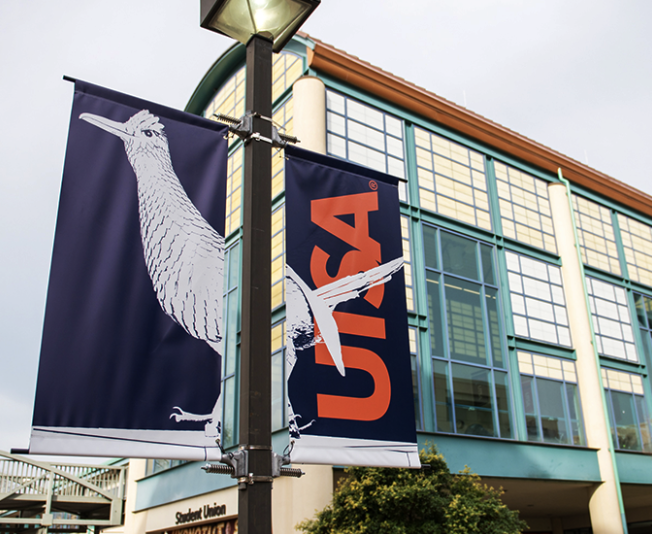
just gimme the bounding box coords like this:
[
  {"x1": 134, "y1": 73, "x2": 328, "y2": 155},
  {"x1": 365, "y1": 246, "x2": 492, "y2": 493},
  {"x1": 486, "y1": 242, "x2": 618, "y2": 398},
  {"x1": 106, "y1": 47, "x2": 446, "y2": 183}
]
[{"x1": 1, "y1": 0, "x2": 651, "y2": 460}]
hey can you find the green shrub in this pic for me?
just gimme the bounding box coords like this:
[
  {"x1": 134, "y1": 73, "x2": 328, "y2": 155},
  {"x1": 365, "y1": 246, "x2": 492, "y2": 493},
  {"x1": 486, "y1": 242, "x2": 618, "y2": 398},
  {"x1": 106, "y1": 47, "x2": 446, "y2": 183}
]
[{"x1": 298, "y1": 445, "x2": 527, "y2": 534}]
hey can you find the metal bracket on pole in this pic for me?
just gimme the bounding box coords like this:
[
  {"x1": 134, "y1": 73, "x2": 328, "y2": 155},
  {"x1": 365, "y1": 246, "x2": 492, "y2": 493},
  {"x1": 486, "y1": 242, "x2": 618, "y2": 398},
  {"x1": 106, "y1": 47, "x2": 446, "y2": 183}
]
[
  {"x1": 213, "y1": 112, "x2": 299, "y2": 148},
  {"x1": 202, "y1": 441, "x2": 304, "y2": 483}
]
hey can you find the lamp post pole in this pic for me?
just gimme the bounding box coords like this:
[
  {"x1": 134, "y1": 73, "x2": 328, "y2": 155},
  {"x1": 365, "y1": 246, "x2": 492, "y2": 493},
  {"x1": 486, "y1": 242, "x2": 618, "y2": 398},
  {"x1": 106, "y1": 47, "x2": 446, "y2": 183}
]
[
  {"x1": 239, "y1": 34, "x2": 274, "y2": 534},
  {"x1": 199, "y1": 4, "x2": 320, "y2": 532}
]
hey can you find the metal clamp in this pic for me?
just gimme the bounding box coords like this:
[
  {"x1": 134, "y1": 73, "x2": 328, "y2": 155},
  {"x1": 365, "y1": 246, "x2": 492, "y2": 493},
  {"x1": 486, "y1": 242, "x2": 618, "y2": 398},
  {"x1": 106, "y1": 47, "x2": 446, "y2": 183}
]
[
  {"x1": 202, "y1": 440, "x2": 304, "y2": 483},
  {"x1": 213, "y1": 112, "x2": 298, "y2": 148}
]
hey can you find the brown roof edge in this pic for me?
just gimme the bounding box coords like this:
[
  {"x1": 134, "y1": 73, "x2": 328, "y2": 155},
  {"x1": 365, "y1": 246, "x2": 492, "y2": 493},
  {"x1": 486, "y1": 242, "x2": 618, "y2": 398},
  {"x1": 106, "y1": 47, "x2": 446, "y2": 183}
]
[{"x1": 303, "y1": 34, "x2": 652, "y2": 218}]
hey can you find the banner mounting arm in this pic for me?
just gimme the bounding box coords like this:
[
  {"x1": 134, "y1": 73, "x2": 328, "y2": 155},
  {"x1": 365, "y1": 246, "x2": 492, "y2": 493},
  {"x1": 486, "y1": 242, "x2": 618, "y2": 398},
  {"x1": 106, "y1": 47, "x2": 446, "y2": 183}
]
[
  {"x1": 213, "y1": 112, "x2": 299, "y2": 148},
  {"x1": 202, "y1": 438, "x2": 304, "y2": 485}
]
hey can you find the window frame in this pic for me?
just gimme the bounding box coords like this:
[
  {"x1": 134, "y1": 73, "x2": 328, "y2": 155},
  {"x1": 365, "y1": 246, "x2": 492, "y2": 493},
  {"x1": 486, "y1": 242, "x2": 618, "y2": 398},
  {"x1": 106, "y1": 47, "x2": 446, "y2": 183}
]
[
  {"x1": 602, "y1": 367, "x2": 652, "y2": 452},
  {"x1": 517, "y1": 351, "x2": 586, "y2": 446},
  {"x1": 423, "y1": 223, "x2": 514, "y2": 439}
]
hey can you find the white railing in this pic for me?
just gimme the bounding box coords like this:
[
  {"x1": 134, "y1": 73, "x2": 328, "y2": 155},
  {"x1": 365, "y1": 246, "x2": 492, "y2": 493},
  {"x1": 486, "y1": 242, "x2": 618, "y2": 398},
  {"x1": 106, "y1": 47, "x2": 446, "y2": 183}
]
[{"x1": 0, "y1": 451, "x2": 126, "y2": 530}]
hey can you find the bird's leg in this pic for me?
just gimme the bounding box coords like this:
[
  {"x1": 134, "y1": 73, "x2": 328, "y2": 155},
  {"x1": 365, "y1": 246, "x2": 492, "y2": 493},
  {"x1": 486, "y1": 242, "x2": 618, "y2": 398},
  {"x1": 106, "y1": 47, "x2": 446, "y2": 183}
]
[
  {"x1": 170, "y1": 391, "x2": 222, "y2": 437},
  {"x1": 206, "y1": 393, "x2": 222, "y2": 438}
]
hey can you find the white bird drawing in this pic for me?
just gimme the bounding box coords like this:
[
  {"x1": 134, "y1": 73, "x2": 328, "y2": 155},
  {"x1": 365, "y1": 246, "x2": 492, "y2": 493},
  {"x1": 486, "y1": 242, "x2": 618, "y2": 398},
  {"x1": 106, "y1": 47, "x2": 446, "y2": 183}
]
[
  {"x1": 285, "y1": 257, "x2": 404, "y2": 438},
  {"x1": 80, "y1": 109, "x2": 224, "y2": 437}
]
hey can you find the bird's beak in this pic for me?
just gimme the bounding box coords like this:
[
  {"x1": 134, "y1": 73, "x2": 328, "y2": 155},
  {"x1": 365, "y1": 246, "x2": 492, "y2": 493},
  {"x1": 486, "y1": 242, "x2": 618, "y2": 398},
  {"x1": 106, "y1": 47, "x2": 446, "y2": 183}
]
[{"x1": 79, "y1": 113, "x2": 133, "y2": 141}]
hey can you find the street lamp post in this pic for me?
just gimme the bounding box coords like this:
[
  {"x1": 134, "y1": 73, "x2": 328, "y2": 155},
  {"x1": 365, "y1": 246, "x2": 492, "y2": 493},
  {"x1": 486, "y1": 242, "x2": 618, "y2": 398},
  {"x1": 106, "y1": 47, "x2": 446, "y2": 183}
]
[
  {"x1": 239, "y1": 33, "x2": 273, "y2": 534},
  {"x1": 199, "y1": 1, "x2": 319, "y2": 532}
]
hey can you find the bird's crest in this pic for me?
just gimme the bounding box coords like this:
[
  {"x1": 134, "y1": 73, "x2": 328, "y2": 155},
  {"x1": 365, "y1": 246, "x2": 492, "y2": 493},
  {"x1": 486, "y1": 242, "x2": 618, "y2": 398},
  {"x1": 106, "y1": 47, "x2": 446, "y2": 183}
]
[{"x1": 124, "y1": 110, "x2": 166, "y2": 136}]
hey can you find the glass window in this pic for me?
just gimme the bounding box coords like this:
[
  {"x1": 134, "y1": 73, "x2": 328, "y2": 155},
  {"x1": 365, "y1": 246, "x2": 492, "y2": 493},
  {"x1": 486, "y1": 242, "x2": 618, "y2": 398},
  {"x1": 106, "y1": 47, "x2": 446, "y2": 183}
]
[
  {"x1": 505, "y1": 251, "x2": 571, "y2": 347},
  {"x1": 518, "y1": 352, "x2": 585, "y2": 445},
  {"x1": 409, "y1": 327, "x2": 422, "y2": 430},
  {"x1": 495, "y1": 162, "x2": 557, "y2": 254},
  {"x1": 204, "y1": 66, "x2": 246, "y2": 127},
  {"x1": 272, "y1": 51, "x2": 303, "y2": 102},
  {"x1": 451, "y1": 364, "x2": 496, "y2": 437},
  {"x1": 326, "y1": 90, "x2": 407, "y2": 201},
  {"x1": 572, "y1": 194, "x2": 621, "y2": 275},
  {"x1": 222, "y1": 101, "x2": 292, "y2": 238},
  {"x1": 207, "y1": 56, "x2": 297, "y2": 209},
  {"x1": 423, "y1": 225, "x2": 438, "y2": 270},
  {"x1": 618, "y1": 213, "x2": 652, "y2": 288},
  {"x1": 205, "y1": 51, "x2": 300, "y2": 126},
  {"x1": 634, "y1": 292, "x2": 652, "y2": 365},
  {"x1": 225, "y1": 147, "x2": 243, "y2": 237},
  {"x1": 271, "y1": 205, "x2": 285, "y2": 310},
  {"x1": 145, "y1": 459, "x2": 187, "y2": 476},
  {"x1": 401, "y1": 215, "x2": 415, "y2": 312},
  {"x1": 271, "y1": 321, "x2": 287, "y2": 431},
  {"x1": 441, "y1": 231, "x2": 479, "y2": 281},
  {"x1": 446, "y1": 277, "x2": 488, "y2": 366},
  {"x1": 602, "y1": 368, "x2": 652, "y2": 452},
  {"x1": 221, "y1": 243, "x2": 241, "y2": 448},
  {"x1": 414, "y1": 127, "x2": 491, "y2": 231},
  {"x1": 587, "y1": 277, "x2": 638, "y2": 362},
  {"x1": 424, "y1": 225, "x2": 512, "y2": 438},
  {"x1": 433, "y1": 359, "x2": 452, "y2": 433},
  {"x1": 271, "y1": 97, "x2": 294, "y2": 199}
]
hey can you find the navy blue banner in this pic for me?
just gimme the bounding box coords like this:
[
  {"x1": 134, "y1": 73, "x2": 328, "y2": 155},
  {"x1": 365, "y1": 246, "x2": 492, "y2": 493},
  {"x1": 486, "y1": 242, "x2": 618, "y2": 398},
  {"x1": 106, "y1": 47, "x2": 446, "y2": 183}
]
[
  {"x1": 30, "y1": 80, "x2": 229, "y2": 460},
  {"x1": 285, "y1": 146, "x2": 419, "y2": 467}
]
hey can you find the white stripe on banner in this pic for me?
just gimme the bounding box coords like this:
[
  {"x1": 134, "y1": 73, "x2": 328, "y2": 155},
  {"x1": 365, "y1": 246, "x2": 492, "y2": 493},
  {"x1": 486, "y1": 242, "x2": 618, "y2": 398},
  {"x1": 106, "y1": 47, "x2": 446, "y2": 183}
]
[
  {"x1": 30, "y1": 428, "x2": 223, "y2": 461},
  {"x1": 290, "y1": 435, "x2": 420, "y2": 468}
]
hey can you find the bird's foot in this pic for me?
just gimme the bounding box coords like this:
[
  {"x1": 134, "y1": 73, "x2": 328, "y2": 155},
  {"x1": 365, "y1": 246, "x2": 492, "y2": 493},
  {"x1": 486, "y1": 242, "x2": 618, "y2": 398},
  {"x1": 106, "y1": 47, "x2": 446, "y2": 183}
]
[
  {"x1": 170, "y1": 406, "x2": 211, "y2": 423},
  {"x1": 170, "y1": 407, "x2": 221, "y2": 438},
  {"x1": 204, "y1": 420, "x2": 220, "y2": 437},
  {"x1": 289, "y1": 413, "x2": 315, "y2": 439}
]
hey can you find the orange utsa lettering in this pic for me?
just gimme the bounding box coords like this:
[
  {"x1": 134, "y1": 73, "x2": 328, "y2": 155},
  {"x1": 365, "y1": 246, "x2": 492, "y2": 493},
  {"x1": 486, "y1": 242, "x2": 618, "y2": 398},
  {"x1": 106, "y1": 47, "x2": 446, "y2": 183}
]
[
  {"x1": 314, "y1": 315, "x2": 390, "y2": 421},
  {"x1": 310, "y1": 192, "x2": 392, "y2": 422},
  {"x1": 310, "y1": 192, "x2": 383, "y2": 308},
  {"x1": 315, "y1": 343, "x2": 391, "y2": 421}
]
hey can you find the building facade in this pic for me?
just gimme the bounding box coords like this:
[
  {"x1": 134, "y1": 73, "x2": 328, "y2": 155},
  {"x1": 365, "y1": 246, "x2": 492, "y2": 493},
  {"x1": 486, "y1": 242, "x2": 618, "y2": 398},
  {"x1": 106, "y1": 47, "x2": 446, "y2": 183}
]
[{"x1": 121, "y1": 34, "x2": 652, "y2": 534}]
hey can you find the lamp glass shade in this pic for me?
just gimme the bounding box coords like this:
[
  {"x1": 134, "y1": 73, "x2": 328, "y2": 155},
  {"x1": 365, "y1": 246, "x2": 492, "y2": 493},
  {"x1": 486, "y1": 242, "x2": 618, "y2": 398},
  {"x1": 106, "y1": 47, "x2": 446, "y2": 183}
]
[{"x1": 201, "y1": 0, "x2": 319, "y2": 52}]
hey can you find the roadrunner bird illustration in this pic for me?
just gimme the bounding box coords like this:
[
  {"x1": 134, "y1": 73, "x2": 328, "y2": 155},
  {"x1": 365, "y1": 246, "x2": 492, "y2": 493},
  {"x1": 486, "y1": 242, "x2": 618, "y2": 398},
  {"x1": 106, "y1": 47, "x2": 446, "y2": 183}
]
[
  {"x1": 80, "y1": 109, "x2": 224, "y2": 437},
  {"x1": 286, "y1": 257, "x2": 404, "y2": 437}
]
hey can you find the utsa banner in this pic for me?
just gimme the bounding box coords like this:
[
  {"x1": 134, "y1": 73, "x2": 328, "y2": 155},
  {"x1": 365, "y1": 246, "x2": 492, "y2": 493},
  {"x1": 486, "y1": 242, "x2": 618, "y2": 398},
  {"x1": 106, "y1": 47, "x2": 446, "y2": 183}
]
[
  {"x1": 285, "y1": 146, "x2": 420, "y2": 468},
  {"x1": 30, "y1": 80, "x2": 229, "y2": 460}
]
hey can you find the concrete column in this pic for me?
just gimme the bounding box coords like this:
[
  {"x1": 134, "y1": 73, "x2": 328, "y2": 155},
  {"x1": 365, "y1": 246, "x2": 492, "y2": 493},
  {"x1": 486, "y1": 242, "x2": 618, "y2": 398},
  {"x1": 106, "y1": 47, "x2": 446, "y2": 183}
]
[
  {"x1": 273, "y1": 464, "x2": 333, "y2": 533},
  {"x1": 291, "y1": 76, "x2": 326, "y2": 154},
  {"x1": 548, "y1": 183, "x2": 626, "y2": 534},
  {"x1": 121, "y1": 459, "x2": 148, "y2": 534}
]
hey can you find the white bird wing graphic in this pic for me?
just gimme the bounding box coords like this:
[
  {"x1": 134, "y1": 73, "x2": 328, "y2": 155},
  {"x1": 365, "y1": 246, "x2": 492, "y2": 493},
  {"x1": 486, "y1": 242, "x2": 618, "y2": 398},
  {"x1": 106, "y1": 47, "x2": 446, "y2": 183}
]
[
  {"x1": 286, "y1": 256, "x2": 404, "y2": 439},
  {"x1": 286, "y1": 256, "x2": 404, "y2": 376}
]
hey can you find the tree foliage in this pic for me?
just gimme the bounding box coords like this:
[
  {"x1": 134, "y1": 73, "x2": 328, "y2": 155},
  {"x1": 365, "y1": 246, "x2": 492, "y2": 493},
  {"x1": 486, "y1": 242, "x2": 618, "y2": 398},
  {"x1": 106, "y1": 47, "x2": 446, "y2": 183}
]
[{"x1": 297, "y1": 445, "x2": 527, "y2": 534}]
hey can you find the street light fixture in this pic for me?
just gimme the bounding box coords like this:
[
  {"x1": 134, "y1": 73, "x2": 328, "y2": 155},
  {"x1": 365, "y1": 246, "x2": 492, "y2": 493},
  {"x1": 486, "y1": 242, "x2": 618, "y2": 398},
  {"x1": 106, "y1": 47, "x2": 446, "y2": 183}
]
[
  {"x1": 201, "y1": 0, "x2": 320, "y2": 52},
  {"x1": 199, "y1": 1, "x2": 319, "y2": 533}
]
